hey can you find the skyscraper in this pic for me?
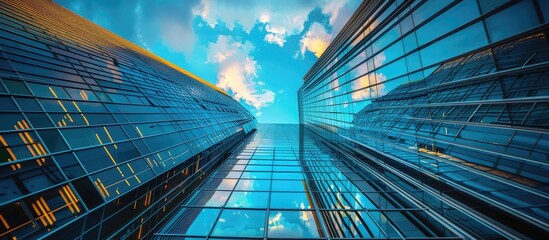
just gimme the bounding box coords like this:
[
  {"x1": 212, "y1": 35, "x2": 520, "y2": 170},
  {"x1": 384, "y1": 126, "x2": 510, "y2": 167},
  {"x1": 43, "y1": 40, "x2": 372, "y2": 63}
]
[
  {"x1": 1, "y1": 0, "x2": 549, "y2": 239},
  {"x1": 0, "y1": 0, "x2": 256, "y2": 239},
  {"x1": 299, "y1": 0, "x2": 549, "y2": 239}
]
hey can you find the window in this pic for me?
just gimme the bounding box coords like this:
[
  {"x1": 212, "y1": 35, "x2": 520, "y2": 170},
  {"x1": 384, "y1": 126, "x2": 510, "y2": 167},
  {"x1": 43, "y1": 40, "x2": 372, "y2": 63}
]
[
  {"x1": 25, "y1": 113, "x2": 53, "y2": 128},
  {"x1": 416, "y1": 0, "x2": 480, "y2": 46},
  {"x1": 420, "y1": 22, "x2": 488, "y2": 66},
  {"x1": 38, "y1": 129, "x2": 68, "y2": 153},
  {"x1": 3, "y1": 79, "x2": 30, "y2": 95},
  {"x1": 485, "y1": 0, "x2": 539, "y2": 42},
  {"x1": 211, "y1": 209, "x2": 266, "y2": 237}
]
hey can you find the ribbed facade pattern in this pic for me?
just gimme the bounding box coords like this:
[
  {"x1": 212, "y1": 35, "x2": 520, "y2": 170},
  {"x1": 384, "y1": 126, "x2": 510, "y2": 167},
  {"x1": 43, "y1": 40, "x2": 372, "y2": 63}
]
[{"x1": 299, "y1": 0, "x2": 548, "y2": 239}]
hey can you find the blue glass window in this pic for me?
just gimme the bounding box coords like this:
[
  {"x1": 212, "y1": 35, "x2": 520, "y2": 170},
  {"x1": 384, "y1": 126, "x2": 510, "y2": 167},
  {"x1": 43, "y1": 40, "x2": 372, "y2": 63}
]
[
  {"x1": 485, "y1": 0, "x2": 539, "y2": 42},
  {"x1": 211, "y1": 209, "x2": 266, "y2": 237}
]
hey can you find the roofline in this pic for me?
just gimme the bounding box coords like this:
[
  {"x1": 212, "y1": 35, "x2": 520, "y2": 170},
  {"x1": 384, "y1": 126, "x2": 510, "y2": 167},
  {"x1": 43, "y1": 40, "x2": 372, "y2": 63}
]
[{"x1": 56, "y1": 2, "x2": 229, "y2": 96}]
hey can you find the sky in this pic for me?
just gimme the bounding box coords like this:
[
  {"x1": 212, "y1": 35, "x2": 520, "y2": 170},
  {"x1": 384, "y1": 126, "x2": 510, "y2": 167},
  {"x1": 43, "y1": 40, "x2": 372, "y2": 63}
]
[{"x1": 54, "y1": 0, "x2": 361, "y2": 123}]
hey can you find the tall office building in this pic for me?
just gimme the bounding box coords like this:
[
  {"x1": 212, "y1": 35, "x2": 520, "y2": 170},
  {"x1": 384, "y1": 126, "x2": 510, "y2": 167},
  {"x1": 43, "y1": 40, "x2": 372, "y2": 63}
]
[
  {"x1": 0, "y1": 0, "x2": 256, "y2": 239},
  {"x1": 155, "y1": 124, "x2": 471, "y2": 239},
  {"x1": 299, "y1": 0, "x2": 549, "y2": 239},
  {"x1": 2, "y1": 0, "x2": 549, "y2": 239}
]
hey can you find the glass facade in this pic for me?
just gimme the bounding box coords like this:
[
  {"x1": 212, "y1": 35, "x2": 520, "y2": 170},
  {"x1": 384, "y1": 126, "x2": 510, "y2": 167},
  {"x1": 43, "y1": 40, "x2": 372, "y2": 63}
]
[
  {"x1": 0, "y1": 0, "x2": 256, "y2": 239},
  {"x1": 299, "y1": 0, "x2": 549, "y2": 239},
  {"x1": 1, "y1": 0, "x2": 549, "y2": 239},
  {"x1": 155, "y1": 124, "x2": 465, "y2": 239}
]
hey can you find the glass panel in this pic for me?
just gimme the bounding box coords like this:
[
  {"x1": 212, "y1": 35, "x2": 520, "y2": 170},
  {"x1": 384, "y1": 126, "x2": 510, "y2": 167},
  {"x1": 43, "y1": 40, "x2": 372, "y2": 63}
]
[
  {"x1": 38, "y1": 129, "x2": 68, "y2": 153},
  {"x1": 485, "y1": 0, "x2": 539, "y2": 42},
  {"x1": 28, "y1": 83, "x2": 69, "y2": 98},
  {"x1": 0, "y1": 113, "x2": 24, "y2": 131},
  {"x1": 61, "y1": 126, "x2": 126, "y2": 149},
  {"x1": 168, "y1": 208, "x2": 220, "y2": 236},
  {"x1": 272, "y1": 172, "x2": 304, "y2": 180},
  {"x1": 240, "y1": 171, "x2": 271, "y2": 179},
  {"x1": 267, "y1": 211, "x2": 322, "y2": 238},
  {"x1": 54, "y1": 152, "x2": 85, "y2": 179},
  {"x1": 3, "y1": 79, "x2": 30, "y2": 95},
  {"x1": 420, "y1": 22, "x2": 488, "y2": 66},
  {"x1": 270, "y1": 192, "x2": 313, "y2": 209},
  {"x1": 203, "y1": 179, "x2": 237, "y2": 191},
  {"x1": 65, "y1": 88, "x2": 99, "y2": 101},
  {"x1": 416, "y1": 0, "x2": 480, "y2": 45},
  {"x1": 0, "y1": 96, "x2": 18, "y2": 110},
  {"x1": 271, "y1": 180, "x2": 307, "y2": 192},
  {"x1": 225, "y1": 191, "x2": 269, "y2": 208},
  {"x1": 211, "y1": 209, "x2": 266, "y2": 237},
  {"x1": 479, "y1": 0, "x2": 511, "y2": 13},
  {"x1": 15, "y1": 97, "x2": 41, "y2": 111},
  {"x1": 234, "y1": 179, "x2": 270, "y2": 191},
  {"x1": 188, "y1": 190, "x2": 231, "y2": 207}
]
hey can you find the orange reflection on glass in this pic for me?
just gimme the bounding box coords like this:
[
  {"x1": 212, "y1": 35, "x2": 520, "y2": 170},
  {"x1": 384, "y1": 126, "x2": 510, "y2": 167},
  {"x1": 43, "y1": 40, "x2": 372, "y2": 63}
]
[
  {"x1": 59, "y1": 185, "x2": 80, "y2": 214},
  {"x1": 0, "y1": 135, "x2": 20, "y2": 170},
  {"x1": 31, "y1": 197, "x2": 56, "y2": 227}
]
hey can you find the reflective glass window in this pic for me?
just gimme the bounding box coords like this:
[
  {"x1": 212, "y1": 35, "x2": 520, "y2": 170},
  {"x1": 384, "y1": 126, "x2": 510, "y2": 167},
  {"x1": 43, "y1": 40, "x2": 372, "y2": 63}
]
[
  {"x1": 420, "y1": 22, "x2": 488, "y2": 66},
  {"x1": 15, "y1": 97, "x2": 41, "y2": 111},
  {"x1": 54, "y1": 152, "x2": 85, "y2": 179},
  {"x1": 38, "y1": 129, "x2": 68, "y2": 153},
  {"x1": 3, "y1": 79, "x2": 30, "y2": 95},
  {"x1": 270, "y1": 192, "x2": 313, "y2": 209},
  {"x1": 211, "y1": 209, "x2": 266, "y2": 237},
  {"x1": 188, "y1": 190, "x2": 230, "y2": 207},
  {"x1": 416, "y1": 0, "x2": 480, "y2": 45},
  {"x1": 0, "y1": 96, "x2": 18, "y2": 110},
  {"x1": 171, "y1": 208, "x2": 220, "y2": 236},
  {"x1": 225, "y1": 191, "x2": 269, "y2": 208},
  {"x1": 479, "y1": 0, "x2": 511, "y2": 13},
  {"x1": 267, "y1": 211, "x2": 322, "y2": 238},
  {"x1": 234, "y1": 179, "x2": 270, "y2": 191},
  {"x1": 485, "y1": 0, "x2": 539, "y2": 42}
]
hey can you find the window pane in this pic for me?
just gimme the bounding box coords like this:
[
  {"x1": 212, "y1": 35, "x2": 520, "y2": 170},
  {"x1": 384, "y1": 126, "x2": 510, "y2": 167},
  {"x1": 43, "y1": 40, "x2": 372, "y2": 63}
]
[
  {"x1": 167, "y1": 208, "x2": 220, "y2": 236},
  {"x1": 188, "y1": 190, "x2": 230, "y2": 207},
  {"x1": 420, "y1": 22, "x2": 488, "y2": 66},
  {"x1": 270, "y1": 192, "x2": 313, "y2": 209},
  {"x1": 225, "y1": 191, "x2": 269, "y2": 208},
  {"x1": 485, "y1": 0, "x2": 539, "y2": 42},
  {"x1": 416, "y1": 0, "x2": 480, "y2": 45},
  {"x1": 234, "y1": 179, "x2": 270, "y2": 191},
  {"x1": 38, "y1": 129, "x2": 69, "y2": 153},
  {"x1": 211, "y1": 209, "x2": 266, "y2": 237},
  {"x1": 268, "y1": 211, "x2": 322, "y2": 238},
  {"x1": 3, "y1": 79, "x2": 30, "y2": 95}
]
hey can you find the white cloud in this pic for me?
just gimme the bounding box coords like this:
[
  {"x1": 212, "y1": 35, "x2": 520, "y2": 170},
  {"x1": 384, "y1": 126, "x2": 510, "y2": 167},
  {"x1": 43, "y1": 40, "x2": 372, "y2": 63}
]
[
  {"x1": 207, "y1": 35, "x2": 275, "y2": 109},
  {"x1": 139, "y1": 0, "x2": 202, "y2": 57},
  {"x1": 158, "y1": 18, "x2": 196, "y2": 55},
  {"x1": 321, "y1": 0, "x2": 360, "y2": 34},
  {"x1": 194, "y1": 0, "x2": 317, "y2": 47},
  {"x1": 299, "y1": 22, "x2": 331, "y2": 58},
  {"x1": 297, "y1": 0, "x2": 361, "y2": 58}
]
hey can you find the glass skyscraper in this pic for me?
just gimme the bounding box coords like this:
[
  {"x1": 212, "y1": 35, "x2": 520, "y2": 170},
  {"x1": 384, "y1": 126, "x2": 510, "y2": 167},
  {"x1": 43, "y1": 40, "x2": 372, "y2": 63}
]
[
  {"x1": 1, "y1": 0, "x2": 549, "y2": 240},
  {"x1": 299, "y1": 0, "x2": 549, "y2": 239},
  {"x1": 0, "y1": 0, "x2": 256, "y2": 239}
]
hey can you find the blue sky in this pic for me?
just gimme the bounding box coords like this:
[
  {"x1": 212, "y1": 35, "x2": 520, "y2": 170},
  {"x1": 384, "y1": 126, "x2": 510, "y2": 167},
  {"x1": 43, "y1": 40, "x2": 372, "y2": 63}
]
[{"x1": 55, "y1": 0, "x2": 360, "y2": 123}]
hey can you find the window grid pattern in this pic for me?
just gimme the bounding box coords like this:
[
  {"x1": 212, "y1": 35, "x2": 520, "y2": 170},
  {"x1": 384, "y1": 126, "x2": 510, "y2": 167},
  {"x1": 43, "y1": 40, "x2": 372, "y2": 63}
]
[
  {"x1": 299, "y1": 0, "x2": 549, "y2": 239},
  {"x1": 0, "y1": 0, "x2": 256, "y2": 239},
  {"x1": 155, "y1": 124, "x2": 462, "y2": 239}
]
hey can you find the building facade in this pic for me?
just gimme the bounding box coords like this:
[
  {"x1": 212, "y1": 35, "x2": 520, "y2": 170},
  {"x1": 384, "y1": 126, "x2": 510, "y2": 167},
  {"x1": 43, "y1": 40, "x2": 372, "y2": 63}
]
[
  {"x1": 299, "y1": 0, "x2": 549, "y2": 239},
  {"x1": 154, "y1": 124, "x2": 468, "y2": 239},
  {"x1": 0, "y1": 0, "x2": 256, "y2": 239}
]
